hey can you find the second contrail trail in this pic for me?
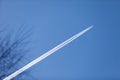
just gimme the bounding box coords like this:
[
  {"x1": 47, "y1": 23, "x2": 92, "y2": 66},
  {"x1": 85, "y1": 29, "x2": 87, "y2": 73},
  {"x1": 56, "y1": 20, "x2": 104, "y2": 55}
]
[{"x1": 3, "y1": 25, "x2": 93, "y2": 80}]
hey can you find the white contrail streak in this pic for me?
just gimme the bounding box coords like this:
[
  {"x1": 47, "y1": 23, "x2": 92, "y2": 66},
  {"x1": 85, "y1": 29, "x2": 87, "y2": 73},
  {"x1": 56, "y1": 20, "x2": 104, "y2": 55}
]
[{"x1": 3, "y1": 26, "x2": 93, "y2": 80}]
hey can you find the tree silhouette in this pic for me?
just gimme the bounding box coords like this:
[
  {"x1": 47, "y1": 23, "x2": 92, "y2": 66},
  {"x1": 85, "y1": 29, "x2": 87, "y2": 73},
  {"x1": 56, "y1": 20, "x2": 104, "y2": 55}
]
[{"x1": 0, "y1": 25, "x2": 32, "y2": 80}]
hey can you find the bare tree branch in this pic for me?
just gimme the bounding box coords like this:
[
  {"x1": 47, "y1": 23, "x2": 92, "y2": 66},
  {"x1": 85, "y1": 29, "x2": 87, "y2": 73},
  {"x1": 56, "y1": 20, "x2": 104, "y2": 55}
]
[{"x1": 0, "y1": 25, "x2": 32, "y2": 80}]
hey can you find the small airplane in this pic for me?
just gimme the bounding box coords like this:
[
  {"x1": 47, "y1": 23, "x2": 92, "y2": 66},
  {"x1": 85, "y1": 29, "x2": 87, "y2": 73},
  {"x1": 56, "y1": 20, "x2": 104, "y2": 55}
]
[{"x1": 4, "y1": 25, "x2": 93, "y2": 80}]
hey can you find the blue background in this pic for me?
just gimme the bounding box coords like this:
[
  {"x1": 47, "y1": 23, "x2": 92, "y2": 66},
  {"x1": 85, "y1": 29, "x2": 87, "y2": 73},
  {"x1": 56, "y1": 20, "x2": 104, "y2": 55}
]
[{"x1": 0, "y1": 0, "x2": 120, "y2": 80}]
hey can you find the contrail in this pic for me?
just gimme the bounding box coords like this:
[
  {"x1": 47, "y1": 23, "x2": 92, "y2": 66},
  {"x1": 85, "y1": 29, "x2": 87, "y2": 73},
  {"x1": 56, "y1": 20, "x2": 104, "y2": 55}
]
[{"x1": 3, "y1": 26, "x2": 93, "y2": 80}]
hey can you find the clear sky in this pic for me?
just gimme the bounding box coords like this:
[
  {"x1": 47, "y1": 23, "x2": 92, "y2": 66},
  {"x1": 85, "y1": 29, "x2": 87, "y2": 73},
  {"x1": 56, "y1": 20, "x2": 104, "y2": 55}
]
[{"x1": 0, "y1": 0, "x2": 120, "y2": 80}]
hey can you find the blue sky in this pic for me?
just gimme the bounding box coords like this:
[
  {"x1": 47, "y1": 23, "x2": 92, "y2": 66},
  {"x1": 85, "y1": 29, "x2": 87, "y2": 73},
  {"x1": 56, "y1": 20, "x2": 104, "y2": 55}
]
[{"x1": 0, "y1": 0, "x2": 120, "y2": 80}]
